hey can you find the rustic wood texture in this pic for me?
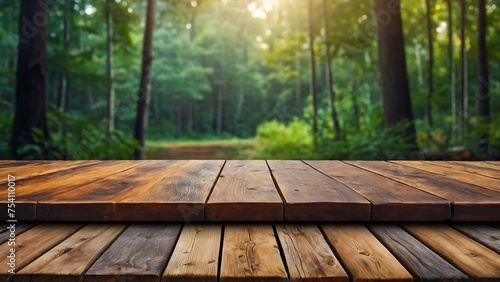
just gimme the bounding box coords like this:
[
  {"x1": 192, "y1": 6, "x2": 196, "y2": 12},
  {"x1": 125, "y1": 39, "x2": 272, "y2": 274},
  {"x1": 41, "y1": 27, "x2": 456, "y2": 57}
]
[
  {"x1": 207, "y1": 160, "x2": 283, "y2": 221},
  {"x1": 428, "y1": 161, "x2": 500, "y2": 179},
  {"x1": 163, "y1": 225, "x2": 222, "y2": 282},
  {"x1": 15, "y1": 224, "x2": 126, "y2": 282},
  {"x1": 275, "y1": 225, "x2": 348, "y2": 282},
  {"x1": 221, "y1": 225, "x2": 287, "y2": 282},
  {"x1": 368, "y1": 224, "x2": 468, "y2": 282},
  {"x1": 268, "y1": 160, "x2": 370, "y2": 221},
  {"x1": 0, "y1": 161, "x2": 96, "y2": 184},
  {"x1": 349, "y1": 161, "x2": 500, "y2": 221},
  {"x1": 116, "y1": 160, "x2": 224, "y2": 221},
  {"x1": 321, "y1": 224, "x2": 412, "y2": 281},
  {"x1": 403, "y1": 224, "x2": 500, "y2": 280},
  {"x1": 0, "y1": 223, "x2": 83, "y2": 280},
  {"x1": 85, "y1": 224, "x2": 182, "y2": 282},
  {"x1": 453, "y1": 224, "x2": 500, "y2": 254},
  {"x1": 0, "y1": 222, "x2": 37, "y2": 244},
  {"x1": 308, "y1": 161, "x2": 450, "y2": 221},
  {"x1": 394, "y1": 161, "x2": 500, "y2": 192}
]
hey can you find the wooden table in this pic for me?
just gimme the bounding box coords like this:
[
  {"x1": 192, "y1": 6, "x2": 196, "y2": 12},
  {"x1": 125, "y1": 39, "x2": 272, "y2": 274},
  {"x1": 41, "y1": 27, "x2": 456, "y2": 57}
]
[{"x1": 1, "y1": 160, "x2": 500, "y2": 222}]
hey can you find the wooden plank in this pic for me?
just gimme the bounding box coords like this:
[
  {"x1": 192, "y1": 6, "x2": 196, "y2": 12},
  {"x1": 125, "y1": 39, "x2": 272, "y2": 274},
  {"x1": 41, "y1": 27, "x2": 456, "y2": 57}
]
[
  {"x1": 0, "y1": 161, "x2": 97, "y2": 184},
  {"x1": 369, "y1": 224, "x2": 468, "y2": 282},
  {"x1": 321, "y1": 224, "x2": 412, "y2": 281},
  {"x1": 163, "y1": 225, "x2": 222, "y2": 282},
  {"x1": 403, "y1": 224, "x2": 500, "y2": 281},
  {"x1": 116, "y1": 160, "x2": 224, "y2": 221},
  {"x1": 268, "y1": 161, "x2": 370, "y2": 221},
  {"x1": 206, "y1": 160, "x2": 283, "y2": 221},
  {"x1": 275, "y1": 225, "x2": 348, "y2": 282},
  {"x1": 349, "y1": 161, "x2": 500, "y2": 221},
  {"x1": 0, "y1": 223, "x2": 83, "y2": 280},
  {"x1": 85, "y1": 224, "x2": 182, "y2": 282},
  {"x1": 0, "y1": 222, "x2": 37, "y2": 244},
  {"x1": 393, "y1": 161, "x2": 500, "y2": 192},
  {"x1": 432, "y1": 161, "x2": 500, "y2": 179},
  {"x1": 15, "y1": 224, "x2": 126, "y2": 282},
  {"x1": 453, "y1": 224, "x2": 500, "y2": 254},
  {"x1": 221, "y1": 225, "x2": 287, "y2": 281},
  {"x1": 308, "y1": 161, "x2": 450, "y2": 221}
]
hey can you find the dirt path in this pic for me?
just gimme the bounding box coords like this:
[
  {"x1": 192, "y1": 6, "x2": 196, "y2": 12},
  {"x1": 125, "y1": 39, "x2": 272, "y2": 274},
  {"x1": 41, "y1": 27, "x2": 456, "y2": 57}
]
[{"x1": 146, "y1": 140, "x2": 254, "y2": 160}]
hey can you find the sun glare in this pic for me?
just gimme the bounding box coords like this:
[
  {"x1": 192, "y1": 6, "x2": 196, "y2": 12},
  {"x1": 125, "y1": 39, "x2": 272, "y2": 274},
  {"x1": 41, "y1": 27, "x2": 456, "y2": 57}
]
[{"x1": 248, "y1": 0, "x2": 279, "y2": 19}]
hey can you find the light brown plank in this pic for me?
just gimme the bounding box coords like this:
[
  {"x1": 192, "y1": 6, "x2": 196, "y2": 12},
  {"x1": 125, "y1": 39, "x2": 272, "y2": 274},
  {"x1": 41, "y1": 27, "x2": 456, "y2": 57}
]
[
  {"x1": 309, "y1": 161, "x2": 450, "y2": 221},
  {"x1": 85, "y1": 224, "x2": 182, "y2": 282},
  {"x1": 276, "y1": 225, "x2": 348, "y2": 282},
  {"x1": 369, "y1": 224, "x2": 468, "y2": 282},
  {"x1": 163, "y1": 225, "x2": 222, "y2": 282},
  {"x1": 349, "y1": 161, "x2": 500, "y2": 221},
  {"x1": 221, "y1": 225, "x2": 287, "y2": 282},
  {"x1": 321, "y1": 224, "x2": 412, "y2": 282},
  {"x1": 0, "y1": 222, "x2": 37, "y2": 244},
  {"x1": 15, "y1": 224, "x2": 126, "y2": 282},
  {"x1": 430, "y1": 161, "x2": 500, "y2": 179},
  {"x1": 403, "y1": 224, "x2": 500, "y2": 281},
  {"x1": 269, "y1": 161, "x2": 370, "y2": 221},
  {"x1": 453, "y1": 224, "x2": 500, "y2": 254},
  {"x1": 207, "y1": 160, "x2": 283, "y2": 221},
  {"x1": 0, "y1": 223, "x2": 83, "y2": 280},
  {"x1": 0, "y1": 161, "x2": 97, "y2": 184},
  {"x1": 115, "y1": 160, "x2": 224, "y2": 221}
]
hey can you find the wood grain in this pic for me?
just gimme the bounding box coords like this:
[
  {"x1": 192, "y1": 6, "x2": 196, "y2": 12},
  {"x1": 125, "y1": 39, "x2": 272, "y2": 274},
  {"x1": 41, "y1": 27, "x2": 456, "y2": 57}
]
[
  {"x1": 207, "y1": 160, "x2": 283, "y2": 221},
  {"x1": 221, "y1": 224, "x2": 287, "y2": 282},
  {"x1": 269, "y1": 160, "x2": 370, "y2": 221},
  {"x1": 369, "y1": 224, "x2": 468, "y2": 282},
  {"x1": 321, "y1": 224, "x2": 412, "y2": 281},
  {"x1": 403, "y1": 224, "x2": 500, "y2": 280},
  {"x1": 85, "y1": 224, "x2": 182, "y2": 282},
  {"x1": 349, "y1": 161, "x2": 500, "y2": 221},
  {"x1": 0, "y1": 222, "x2": 37, "y2": 244},
  {"x1": 453, "y1": 224, "x2": 500, "y2": 254},
  {"x1": 309, "y1": 161, "x2": 450, "y2": 221},
  {"x1": 0, "y1": 161, "x2": 97, "y2": 184},
  {"x1": 275, "y1": 225, "x2": 348, "y2": 282},
  {"x1": 15, "y1": 224, "x2": 126, "y2": 282},
  {"x1": 428, "y1": 161, "x2": 500, "y2": 179},
  {"x1": 163, "y1": 225, "x2": 222, "y2": 282}
]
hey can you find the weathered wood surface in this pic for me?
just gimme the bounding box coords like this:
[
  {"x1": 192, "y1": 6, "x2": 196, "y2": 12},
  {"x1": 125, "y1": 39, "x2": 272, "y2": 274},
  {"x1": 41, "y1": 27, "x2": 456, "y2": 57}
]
[
  {"x1": 269, "y1": 160, "x2": 370, "y2": 221},
  {"x1": 207, "y1": 160, "x2": 283, "y2": 221},
  {"x1": 309, "y1": 161, "x2": 450, "y2": 221},
  {"x1": 427, "y1": 161, "x2": 500, "y2": 179},
  {"x1": 0, "y1": 222, "x2": 37, "y2": 244},
  {"x1": 453, "y1": 224, "x2": 500, "y2": 254}
]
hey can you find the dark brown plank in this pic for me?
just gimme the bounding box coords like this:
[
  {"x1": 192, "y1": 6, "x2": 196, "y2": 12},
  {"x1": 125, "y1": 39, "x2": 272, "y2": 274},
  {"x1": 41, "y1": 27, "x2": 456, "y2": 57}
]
[
  {"x1": 116, "y1": 160, "x2": 224, "y2": 221},
  {"x1": 0, "y1": 222, "x2": 38, "y2": 244},
  {"x1": 453, "y1": 224, "x2": 500, "y2": 254},
  {"x1": 206, "y1": 160, "x2": 282, "y2": 221},
  {"x1": 431, "y1": 161, "x2": 500, "y2": 179},
  {"x1": 349, "y1": 161, "x2": 500, "y2": 221},
  {"x1": 85, "y1": 224, "x2": 182, "y2": 282},
  {"x1": 308, "y1": 161, "x2": 450, "y2": 221},
  {"x1": 269, "y1": 160, "x2": 370, "y2": 221},
  {"x1": 369, "y1": 224, "x2": 469, "y2": 282}
]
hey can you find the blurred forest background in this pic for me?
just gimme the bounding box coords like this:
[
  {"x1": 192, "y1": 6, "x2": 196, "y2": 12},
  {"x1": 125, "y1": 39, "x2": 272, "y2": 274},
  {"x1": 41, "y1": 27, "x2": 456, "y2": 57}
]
[{"x1": 0, "y1": 0, "x2": 498, "y2": 160}]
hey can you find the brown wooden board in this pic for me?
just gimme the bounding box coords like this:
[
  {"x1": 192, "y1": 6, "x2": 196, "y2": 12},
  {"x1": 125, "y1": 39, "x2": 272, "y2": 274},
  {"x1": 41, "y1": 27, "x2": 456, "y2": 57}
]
[
  {"x1": 15, "y1": 224, "x2": 126, "y2": 282},
  {"x1": 430, "y1": 161, "x2": 500, "y2": 179},
  {"x1": 116, "y1": 160, "x2": 224, "y2": 222},
  {"x1": 206, "y1": 160, "x2": 283, "y2": 221},
  {"x1": 275, "y1": 225, "x2": 348, "y2": 281},
  {"x1": 0, "y1": 161, "x2": 97, "y2": 184},
  {"x1": 403, "y1": 224, "x2": 500, "y2": 281},
  {"x1": 269, "y1": 161, "x2": 370, "y2": 221},
  {"x1": 0, "y1": 222, "x2": 37, "y2": 244},
  {"x1": 308, "y1": 161, "x2": 450, "y2": 221},
  {"x1": 349, "y1": 161, "x2": 500, "y2": 221},
  {"x1": 452, "y1": 224, "x2": 500, "y2": 254},
  {"x1": 163, "y1": 224, "x2": 222, "y2": 282},
  {"x1": 368, "y1": 224, "x2": 468, "y2": 282},
  {"x1": 321, "y1": 224, "x2": 412, "y2": 281},
  {"x1": 220, "y1": 224, "x2": 288, "y2": 281},
  {"x1": 85, "y1": 224, "x2": 182, "y2": 282}
]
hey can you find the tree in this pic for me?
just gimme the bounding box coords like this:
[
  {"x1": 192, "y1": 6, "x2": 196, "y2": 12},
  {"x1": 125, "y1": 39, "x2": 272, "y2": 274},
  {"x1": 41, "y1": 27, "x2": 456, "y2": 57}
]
[
  {"x1": 134, "y1": 0, "x2": 157, "y2": 160},
  {"x1": 374, "y1": 0, "x2": 418, "y2": 149},
  {"x1": 57, "y1": 0, "x2": 70, "y2": 133},
  {"x1": 307, "y1": 0, "x2": 318, "y2": 140},
  {"x1": 106, "y1": 0, "x2": 115, "y2": 136},
  {"x1": 477, "y1": 0, "x2": 489, "y2": 152},
  {"x1": 425, "y1": 0, "x2": 434, "y2": 127},
  {"x1": 11, "y1": 0, "x2": 50, "y2": 158},
  {"x1": 446, "y1": 0, "x2": 457, "y2": 139},
  {"x1": 459, "y1": 0, "x2": 466, "y2": 137}
]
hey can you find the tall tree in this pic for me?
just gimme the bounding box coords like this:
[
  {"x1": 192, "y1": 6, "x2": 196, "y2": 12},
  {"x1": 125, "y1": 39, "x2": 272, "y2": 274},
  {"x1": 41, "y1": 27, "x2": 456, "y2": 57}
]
[
  {"x1": 58, "y1": 0, "x2": 70, "y2": 134},
  {"x1": 322, "y1": 0, "x2": 341, "y2": 138},
  {"x1": 106, "y1": 0, "x2": 115, "y2": 136},
  {"x1": 11, "y1": 0, "x2": 50, "y2": 158},
  {"x1": 446, "y1": 0, "x2": 457, "y2": 139},
  {"x1": 134, "y1": 0, "x2": 157, "y2": 160},
  {"x1": 374, "y1": 0, "x2": 418, "y2": 150},
  {"x1": 307, "y1": 0, "x2": 318, "y2": 140},
  {"x1": 459, "y1": 0, "x2": 466, "y2": 137},
  {"x1": 477, "y1": 0, "x2": 489, "y2": 152},
  {"x1": 425, "y1": 0, "x2": 434, "y2": 127}
]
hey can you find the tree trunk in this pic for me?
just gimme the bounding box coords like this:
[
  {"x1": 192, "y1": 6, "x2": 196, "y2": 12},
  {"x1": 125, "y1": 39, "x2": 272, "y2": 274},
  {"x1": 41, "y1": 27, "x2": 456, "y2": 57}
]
[
  {"x1": 307, "y1": 0, "x2": 318, "y2": 140},
  {"x1": 447, "y1": 0, "x2": 457, "y2": 140},
  {"x1": 11, "y1": 0, "x2": 50, "y2": 158},
  {"x1": 351, "y1": 61, "x2": 360, "y2": 131},
  {"x1": 57, "y1": 0, "x2": 70, "y2": 134},
  {"x1": 374, "y1": 0, "x2": 418, "y2": 150},
  {"x1": 322, "y1": 0, "x2": 341, "y2": 138},
  {"x1": 133, "y1": 0, "x2": 156, "y2": 160},
  {"x1": 106, "y1": 0, "x2": 115, "y2": 136},
  {"x1": 459, "y1": 0, "x2": 466, "y2": 138},
  {"x1": 477, "y1": 0, "x2": 489, "y2": 152},
  {"x1": 425, "y1": 0, "x2": 434, "y2": 127}
]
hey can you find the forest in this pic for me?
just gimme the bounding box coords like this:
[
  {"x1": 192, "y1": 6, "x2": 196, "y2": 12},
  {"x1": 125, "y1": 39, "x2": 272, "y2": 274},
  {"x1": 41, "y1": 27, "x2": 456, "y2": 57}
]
[{"x1": 0, "y1": 0, "x2": 498, "y2": 160}]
